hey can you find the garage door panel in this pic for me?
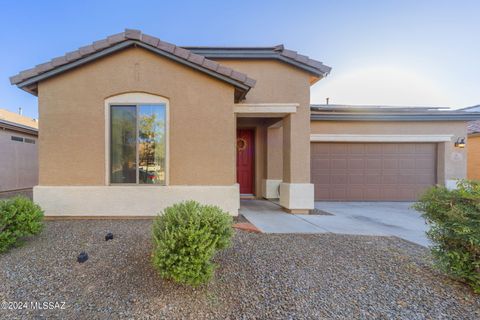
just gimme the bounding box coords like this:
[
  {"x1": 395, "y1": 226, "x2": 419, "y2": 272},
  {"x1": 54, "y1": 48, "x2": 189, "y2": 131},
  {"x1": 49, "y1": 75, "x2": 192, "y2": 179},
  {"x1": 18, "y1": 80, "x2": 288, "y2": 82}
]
[
  {"x1": 383, "y1": 159, "x2": 399, "y2": 169},
  {"x1": 347, "y1": 187, "x2": 364, "y2": 200},
  {"x1": 397, "y1": 144, "x2": 416, "y2": 153},
  {"x1": 365, "y1": 144, "x2": 383, "y2": 154},
  {"x1": 348, "y1": 159, "x2": 364, "y2": 169},
  {"x1": 416, "y1": 174, "x2": 435, "y2": 184},
  {"x1": 349, "y1": 174, "x2": 365, "y2": 184},
  {"x1": 382, "y1": 175, "x2": 399, "y2": 184},
  {"x1": 315, "y1": 187, "x2": 331, "y2": 199},
  {"x1": 331, "y1": 174, "x2": 348, "y2": 184},
  {"x1": 331, "y1": 188, "x2": 347, "y2": 200},
  {"x1": 364, "y1": 188, "x2": 381, "y2": 200},
  {"x1": 331, "y1": 159, "x2": 347, "y2": 169},
  {"x1": 399, "y1": 159, "x2": 416, "y2": 169},
  {"x1": 330, "y1": 144, "x2": 348, "y2": 154},
  {"x1": 348, "y1": 144, "x2": 366, "y2": 154},
  {"x1": 311, "y1": 142, "x2": 436, "y2": 201},
  {"x1": 416, "y1": 143, "x2": 436, "y2": 153},
  {"x1": 366, "y1": 158, "x2": 382, "y2": 169},
  {"x1": 365, "y1": 174, "x2": 382, "y2": 184},
  {"x1": 416, "y1": 159, "x2": 433, "y2": 169}
]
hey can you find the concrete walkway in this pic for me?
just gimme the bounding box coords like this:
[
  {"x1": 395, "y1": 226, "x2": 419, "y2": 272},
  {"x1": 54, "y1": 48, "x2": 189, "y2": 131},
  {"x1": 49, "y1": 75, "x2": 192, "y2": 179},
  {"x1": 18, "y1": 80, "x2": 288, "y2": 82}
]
[{"x1": 239, "y1": 200, "x2": 429, "y2": 247}]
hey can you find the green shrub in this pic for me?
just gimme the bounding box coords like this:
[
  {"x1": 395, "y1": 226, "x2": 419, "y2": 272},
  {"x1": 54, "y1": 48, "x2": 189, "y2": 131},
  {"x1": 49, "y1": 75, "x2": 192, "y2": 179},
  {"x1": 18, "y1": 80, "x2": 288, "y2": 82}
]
[
  {"x1": 0, "y1": 196, "x2": 44, "y2": 253},
  {"x1": 152, "y1": 201, "x2": 233, "y2": 286},
  {"x1": 413, "y1": 180, "x2": 480, "y2": 293}
]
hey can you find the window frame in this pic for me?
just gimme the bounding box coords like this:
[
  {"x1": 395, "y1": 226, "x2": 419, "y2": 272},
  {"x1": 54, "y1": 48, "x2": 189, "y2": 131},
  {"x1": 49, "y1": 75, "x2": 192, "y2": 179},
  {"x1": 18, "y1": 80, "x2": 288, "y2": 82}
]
[{"x1": 105, "y1": 93, "x2": 169, "y2": 186}]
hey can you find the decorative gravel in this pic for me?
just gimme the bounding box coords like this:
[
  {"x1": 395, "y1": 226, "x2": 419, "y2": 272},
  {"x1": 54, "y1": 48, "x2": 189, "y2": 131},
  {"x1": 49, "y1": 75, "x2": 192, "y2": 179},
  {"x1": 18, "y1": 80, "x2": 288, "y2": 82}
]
[{"x1": 1, "y1": 220, "x2": 479, "y2": 319}]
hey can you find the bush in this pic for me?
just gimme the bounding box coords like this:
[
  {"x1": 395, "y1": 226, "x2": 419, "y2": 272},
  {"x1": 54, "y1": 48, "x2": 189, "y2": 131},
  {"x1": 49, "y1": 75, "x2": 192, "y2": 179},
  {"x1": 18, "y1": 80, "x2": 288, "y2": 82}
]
[
  {"x1": 152, "y1": 201, "x2": 233, "y2": 286},
  {"x1": 413, "y1": 180, "x2": 480, "y2": 293},
  {"x1": 0, "y1": 196, "x2": 44, "y2": 253}
]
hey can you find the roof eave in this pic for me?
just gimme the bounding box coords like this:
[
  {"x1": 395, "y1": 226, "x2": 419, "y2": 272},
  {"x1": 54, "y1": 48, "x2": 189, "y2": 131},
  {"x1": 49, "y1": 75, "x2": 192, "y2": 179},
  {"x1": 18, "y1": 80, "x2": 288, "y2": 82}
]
[{"x1": 310, "y1": 113, "x2": 480, "y2": 121}]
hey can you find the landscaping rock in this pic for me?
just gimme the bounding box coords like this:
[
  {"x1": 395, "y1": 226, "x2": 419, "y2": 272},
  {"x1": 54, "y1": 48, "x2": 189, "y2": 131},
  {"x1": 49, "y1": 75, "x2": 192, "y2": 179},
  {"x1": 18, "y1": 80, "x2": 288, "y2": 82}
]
[{"x1": 0, "y1": 220, "x2": 478, "y2": 319}]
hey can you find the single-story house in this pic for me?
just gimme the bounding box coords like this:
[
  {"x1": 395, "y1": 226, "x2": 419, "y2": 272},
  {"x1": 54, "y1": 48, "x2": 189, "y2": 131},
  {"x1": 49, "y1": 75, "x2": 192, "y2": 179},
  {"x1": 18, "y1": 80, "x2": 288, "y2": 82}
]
[
  {"x1": 0, "y1": 108, "x2": 38, "y2": 197},
  {"x1": 9, "y1": 29, "x2": 480, "y2": 216},
  {"x1": 461, "y1": 105, "x2": 480, "y2": 179}
]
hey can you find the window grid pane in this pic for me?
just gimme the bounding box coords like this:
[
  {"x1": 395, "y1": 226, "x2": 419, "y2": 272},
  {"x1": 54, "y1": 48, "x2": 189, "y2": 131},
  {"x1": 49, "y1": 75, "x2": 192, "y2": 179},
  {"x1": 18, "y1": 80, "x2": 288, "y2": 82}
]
[
  {"x1": 110, "y1": 105, "x2": 137, "y2": 183},
  {"x1": 138, "y1": 105, "x2": 166, "y2": 185}
]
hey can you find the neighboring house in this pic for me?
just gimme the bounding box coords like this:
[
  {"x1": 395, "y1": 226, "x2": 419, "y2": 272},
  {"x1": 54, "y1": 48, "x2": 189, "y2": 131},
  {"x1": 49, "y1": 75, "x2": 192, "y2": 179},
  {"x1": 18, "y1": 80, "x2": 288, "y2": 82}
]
[
  {"x1": 9, "y1": 29, "x2": 480, "y2": 216},
  {"x1": 0, "y1": 108, "x2": 38, "y2": 195},
  {"x1": 461, "y1": 105, "x2": 480, "y2": 179}
]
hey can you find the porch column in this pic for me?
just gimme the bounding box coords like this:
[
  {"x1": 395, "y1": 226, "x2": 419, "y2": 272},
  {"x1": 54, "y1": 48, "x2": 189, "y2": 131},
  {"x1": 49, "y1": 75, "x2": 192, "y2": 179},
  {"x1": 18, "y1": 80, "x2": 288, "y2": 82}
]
[{"x1": 279, "y1": 113, "x2": 314, "y2": 213}]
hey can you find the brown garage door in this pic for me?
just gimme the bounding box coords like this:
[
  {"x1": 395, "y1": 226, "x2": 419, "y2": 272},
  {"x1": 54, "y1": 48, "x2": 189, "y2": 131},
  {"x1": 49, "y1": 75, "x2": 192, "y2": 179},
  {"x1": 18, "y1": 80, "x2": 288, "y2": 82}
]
[{"x1": 311, "y1": 142, "x2": 436, "y2": 201}]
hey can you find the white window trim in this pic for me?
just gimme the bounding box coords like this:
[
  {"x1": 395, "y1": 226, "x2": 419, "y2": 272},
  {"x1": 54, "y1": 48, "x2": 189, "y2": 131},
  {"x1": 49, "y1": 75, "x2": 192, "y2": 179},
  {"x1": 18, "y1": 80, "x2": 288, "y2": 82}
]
[
  {"x1": 104, "y1": 92, "x2": 170, "y2": 186},
  {"x1": 310, "y1": 134, "x2": 453, "y2": 142}
]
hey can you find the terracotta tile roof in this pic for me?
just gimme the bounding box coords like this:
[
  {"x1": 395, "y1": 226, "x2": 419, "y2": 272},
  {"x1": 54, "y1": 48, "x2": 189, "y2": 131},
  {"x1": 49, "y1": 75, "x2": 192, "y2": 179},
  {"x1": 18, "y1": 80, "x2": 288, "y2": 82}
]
[
  {"x1": 10, "y1": 29, "x2": 256, "y2": 99},
  {"x1": 468, "y1": 120, "x2": 480, "y2": 134},
  {"x1": 0, "y1": 108, "x2": 38, "y2": 129}
]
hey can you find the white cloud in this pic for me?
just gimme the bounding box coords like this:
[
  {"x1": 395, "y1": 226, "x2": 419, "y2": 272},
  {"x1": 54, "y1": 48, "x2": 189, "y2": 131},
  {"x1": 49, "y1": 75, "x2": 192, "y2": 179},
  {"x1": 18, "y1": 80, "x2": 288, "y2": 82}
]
[{"x1": 311, "y1": 65, "x2": 456, "y2": 107}]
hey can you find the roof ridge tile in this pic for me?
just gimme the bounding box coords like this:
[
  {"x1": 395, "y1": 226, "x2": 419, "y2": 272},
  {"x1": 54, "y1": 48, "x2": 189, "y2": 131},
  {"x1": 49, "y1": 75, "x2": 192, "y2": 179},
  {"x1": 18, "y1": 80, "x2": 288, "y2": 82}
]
[
  {"x1": 141, "y1": 34, "x2": 160, "y2": 47},
  {"x1": 156, "y1": 40, "x2": 175, "y2": 53},
  {"x1": 124, "y1": 28, "x2": 141, "y2": 40},
  {"x1": 106, "y1": 32, "x2": 126, "y2": 44}
]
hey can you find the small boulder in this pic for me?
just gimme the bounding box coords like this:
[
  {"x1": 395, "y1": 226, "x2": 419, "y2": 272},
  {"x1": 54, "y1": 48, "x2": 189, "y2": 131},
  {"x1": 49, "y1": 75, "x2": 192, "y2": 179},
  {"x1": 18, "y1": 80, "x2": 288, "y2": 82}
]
[{"x1": 77, "y1": 252, "x2": 88, "y2": 263}]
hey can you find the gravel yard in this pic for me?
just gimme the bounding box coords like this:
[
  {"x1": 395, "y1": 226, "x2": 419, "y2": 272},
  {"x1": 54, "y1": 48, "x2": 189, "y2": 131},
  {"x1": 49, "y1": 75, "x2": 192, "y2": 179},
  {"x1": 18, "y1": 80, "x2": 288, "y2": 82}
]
[{"x1": 1, "y1": 220, "x2": 479, "y2": 319}]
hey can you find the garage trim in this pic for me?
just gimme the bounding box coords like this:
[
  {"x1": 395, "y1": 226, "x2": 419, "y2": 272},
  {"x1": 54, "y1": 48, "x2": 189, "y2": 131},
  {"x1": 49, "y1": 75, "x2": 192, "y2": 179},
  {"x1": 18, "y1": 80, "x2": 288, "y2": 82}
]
[{"x1": 310, "y1": 134, "x2": 453, "y2": 142}]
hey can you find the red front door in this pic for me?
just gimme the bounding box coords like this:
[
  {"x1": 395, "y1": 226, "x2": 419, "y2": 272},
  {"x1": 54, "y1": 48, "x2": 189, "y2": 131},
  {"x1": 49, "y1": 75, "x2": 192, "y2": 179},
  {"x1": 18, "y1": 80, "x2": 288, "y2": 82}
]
[{"x1": 237, "y1": 129, "x2": 254, "y2": 194}]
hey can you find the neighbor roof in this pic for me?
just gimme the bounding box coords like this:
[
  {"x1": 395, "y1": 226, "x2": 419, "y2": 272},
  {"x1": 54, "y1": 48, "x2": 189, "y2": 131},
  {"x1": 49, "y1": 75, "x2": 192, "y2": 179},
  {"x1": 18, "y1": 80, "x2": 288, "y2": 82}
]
[
  {"x1": 184, "y1": 45, "x2": 332, "y2": 79},
  {"x1": 10, "y1": 29, "x2": 256, "y2": 101},
  {"x1": 310, "y1": 104, "x2": 480, "y2": 121},
  {"x1": 468, "y1": 120, "x2": 480, "y2": 134},
  {"x1": 0, "y1": 108, "x2": 38, "y2": 129},
  {"x1": 460, "y1": 105, "x2": 480, "y2": 112},
  {"x1": 0, "y1": 117, "x2": 38, "y2": 136}
]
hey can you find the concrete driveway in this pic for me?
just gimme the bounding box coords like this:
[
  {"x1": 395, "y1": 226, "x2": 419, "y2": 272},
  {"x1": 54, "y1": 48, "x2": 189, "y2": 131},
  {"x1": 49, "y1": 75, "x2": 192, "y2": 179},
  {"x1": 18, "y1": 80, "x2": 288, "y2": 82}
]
[{"x1": 240, "y1": 200, "x2": 429, "y2": 247}]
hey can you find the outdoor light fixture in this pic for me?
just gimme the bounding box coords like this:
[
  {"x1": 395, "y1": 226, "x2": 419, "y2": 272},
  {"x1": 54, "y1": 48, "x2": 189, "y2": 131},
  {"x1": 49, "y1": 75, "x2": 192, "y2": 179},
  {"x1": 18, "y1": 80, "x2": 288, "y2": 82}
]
[{"x1": 455, "y1": 137, "x2": 466, "y2": 148}]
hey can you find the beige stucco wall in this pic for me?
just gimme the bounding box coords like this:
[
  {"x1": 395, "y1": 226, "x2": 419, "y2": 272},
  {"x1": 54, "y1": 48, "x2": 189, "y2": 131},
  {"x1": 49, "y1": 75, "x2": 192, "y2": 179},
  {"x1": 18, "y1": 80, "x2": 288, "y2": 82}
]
[
  {"x1": 218, "y1": 60, "x2": 312, "y2": 184},
  {"x1": 310, "y1": 121, "x2": 468, "y2": 185},
  {"x1": 0, "y1": 129, "x2": 38, "y2": 192},
  {"x1": 267, "y1": 125, "x2": 283, "y2": 180},
  {"x1": 38, "y1": 47, "x2": 236, "y2": 186}
]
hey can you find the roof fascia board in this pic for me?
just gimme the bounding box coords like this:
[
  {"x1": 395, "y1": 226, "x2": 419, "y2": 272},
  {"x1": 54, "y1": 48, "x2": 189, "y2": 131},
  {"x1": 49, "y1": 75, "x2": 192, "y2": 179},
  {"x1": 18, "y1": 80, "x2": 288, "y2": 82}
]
[
  {"x1": 16, "y1": 40, "x2": 250, "y2": 93},
  {"x1": 311, "y1": 114, "x2": 480, "y2": 121}
]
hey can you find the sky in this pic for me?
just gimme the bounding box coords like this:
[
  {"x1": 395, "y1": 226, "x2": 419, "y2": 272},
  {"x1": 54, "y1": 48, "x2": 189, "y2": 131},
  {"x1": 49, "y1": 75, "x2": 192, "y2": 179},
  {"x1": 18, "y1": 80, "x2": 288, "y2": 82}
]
[{"x1": 0, "y1": 0, "x2": 479, "y2": 119}]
